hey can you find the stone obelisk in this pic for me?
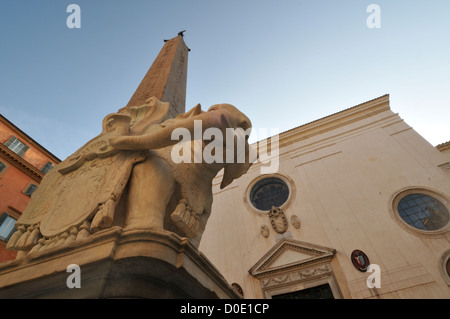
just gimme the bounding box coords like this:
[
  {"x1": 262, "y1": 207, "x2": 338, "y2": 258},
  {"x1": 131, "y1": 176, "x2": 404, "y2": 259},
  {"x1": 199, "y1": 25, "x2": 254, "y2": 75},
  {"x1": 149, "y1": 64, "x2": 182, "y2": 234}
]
[{"x1": 122, "y1": 34, "x2": 189, "y2": 118}]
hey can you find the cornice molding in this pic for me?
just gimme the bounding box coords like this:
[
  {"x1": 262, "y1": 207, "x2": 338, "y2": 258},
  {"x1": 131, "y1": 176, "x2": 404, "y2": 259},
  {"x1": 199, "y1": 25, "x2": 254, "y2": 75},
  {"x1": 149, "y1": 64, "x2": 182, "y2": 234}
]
[
  {"x1": 254, "y1": 94, "x2": 391, "y2": 149},
  {"x1": 0, "y1": 144, "x2": 44, "y2": 182},
  {"x1": 0, "y1": 115, "x2": 61, "y2": 164},
  {"x1": 437, "y1": 141, "x2": 450, "y2": 152}
]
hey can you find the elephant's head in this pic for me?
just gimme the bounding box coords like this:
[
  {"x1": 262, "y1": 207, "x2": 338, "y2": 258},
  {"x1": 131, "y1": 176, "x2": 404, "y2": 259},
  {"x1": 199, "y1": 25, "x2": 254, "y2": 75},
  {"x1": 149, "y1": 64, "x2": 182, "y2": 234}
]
[
  {"x1": 205, "y1": 103, "x2": 257, "y2": 189},
  {"x1": 109, "y1": 99, "x2": 257, "y2": 189},
  {"x1": 202, "y1": 104, "x2": 256, "y2": 189}
]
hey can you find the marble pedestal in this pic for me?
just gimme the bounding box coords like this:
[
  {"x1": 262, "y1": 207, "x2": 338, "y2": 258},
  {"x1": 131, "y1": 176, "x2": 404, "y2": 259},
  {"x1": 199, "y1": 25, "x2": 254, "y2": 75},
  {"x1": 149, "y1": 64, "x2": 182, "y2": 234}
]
[{"x1": 0, "y1": 227, "x2": 240, "y2": 299}]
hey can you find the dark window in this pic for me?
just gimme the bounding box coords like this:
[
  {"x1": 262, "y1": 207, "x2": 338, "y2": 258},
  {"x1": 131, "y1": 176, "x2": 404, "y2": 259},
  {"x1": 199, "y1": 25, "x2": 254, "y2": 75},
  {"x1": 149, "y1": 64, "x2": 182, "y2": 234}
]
[
  {"x1": 0, "y1": 213, "x2": 17, "y2": 241},
  {"x1": 273, "y1": 284, "x2": 334, "y2": 299},
  {"x1": 4, "y1": 136, "x2": 29, "y2": 157},
  {"x1": 24, "y1": 184, "x2": 38, "y2": 197},
  {"x1": 250, "y1": 177, "x2": 289, "y2": 211},
  {"x1": 231, "y1": 283, "x2": 244, "y2": 297},
  {"x1": 398, "y1": 193, "x2": 450, "y2": 231},
  {"x1": 0, "y1": 162, "x2": 6, "y2": 174},
  {"x1": 41, "y1": 161, "x2": 54, "y2": 174}
]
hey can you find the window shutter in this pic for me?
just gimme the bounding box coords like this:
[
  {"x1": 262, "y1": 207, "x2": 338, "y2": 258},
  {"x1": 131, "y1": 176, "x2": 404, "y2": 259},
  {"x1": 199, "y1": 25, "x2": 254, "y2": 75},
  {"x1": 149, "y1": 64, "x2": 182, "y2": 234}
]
[
  {"x1": 41, "y1": 161, "x2": 54, "y2": 174},
  {"x1": 24, "y1": 184, "x2": 38, "y2": 197},
  {"x1": 3, "y1": 136, "x2": 15, "y2": 148},
  {"x1": 0, "y1": 212, "x2": 7, "y2": 225},
  {"x1": 0, "y1": 162, "x2": 6, "y2": 173},
  {"x1": 16, "y1": 144, "x2": 30, "y2": 157}
]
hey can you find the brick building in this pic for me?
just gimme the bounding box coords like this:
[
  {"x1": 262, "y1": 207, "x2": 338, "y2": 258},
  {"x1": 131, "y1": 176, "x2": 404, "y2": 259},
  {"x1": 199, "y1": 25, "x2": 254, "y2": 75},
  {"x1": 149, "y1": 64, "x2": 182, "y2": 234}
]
[{"x1": 0, "y1": 115, "x2": 60, "y2": 261}]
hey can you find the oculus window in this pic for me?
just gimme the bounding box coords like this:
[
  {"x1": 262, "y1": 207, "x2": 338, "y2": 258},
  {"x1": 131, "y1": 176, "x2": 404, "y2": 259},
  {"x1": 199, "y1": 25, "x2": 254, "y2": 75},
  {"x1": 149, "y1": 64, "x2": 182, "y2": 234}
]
[
  {"x1": 447, "y1": 258, "x2": 450, "y2": 277},
  {"x1": 250, "y1": 177, "x2": 289, "y2": 211},
  {"x1": 397, "y1": 193, "x2": 449, "y2": 231},
  {"x1": 439, "y1": 249, "x2": 450, "y2": 286}
]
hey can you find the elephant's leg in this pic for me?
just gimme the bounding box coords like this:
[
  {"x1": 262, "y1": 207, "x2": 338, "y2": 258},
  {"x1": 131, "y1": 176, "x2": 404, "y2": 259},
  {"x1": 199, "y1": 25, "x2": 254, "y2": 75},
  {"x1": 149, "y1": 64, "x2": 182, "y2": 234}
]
[{"x1": 124, "y1": 156, "x2": 175, "y2": 230}]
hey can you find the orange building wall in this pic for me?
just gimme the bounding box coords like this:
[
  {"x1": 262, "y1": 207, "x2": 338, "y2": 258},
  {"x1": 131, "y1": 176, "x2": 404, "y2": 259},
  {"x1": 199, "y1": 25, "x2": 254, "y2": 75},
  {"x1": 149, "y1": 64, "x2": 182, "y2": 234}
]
[
  {"x1": 0, "y1": 242, "x2": 17, "y2": 261},
  {"x1": 0, "y1": 164, "x2": 34, "y2": 213},
  {"x1": 0, "y1": 164, "x2": 32, "y2": 260},
  {"x1": 0, "y1": 163, "x2": 36, "y2": 262},
  {"x1": 0, "y1": 116, "x2": 60, "y2": 263},
  {"x1": 0, "y1": 121, "x2": 57, "y2": 170}
]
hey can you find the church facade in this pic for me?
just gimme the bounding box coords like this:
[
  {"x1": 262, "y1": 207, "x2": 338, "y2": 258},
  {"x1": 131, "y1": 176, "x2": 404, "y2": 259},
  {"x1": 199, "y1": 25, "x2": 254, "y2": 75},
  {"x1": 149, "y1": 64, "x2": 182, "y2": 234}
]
[{"x1": 199, "y1": 94, "x2": 450, "y2": 299}]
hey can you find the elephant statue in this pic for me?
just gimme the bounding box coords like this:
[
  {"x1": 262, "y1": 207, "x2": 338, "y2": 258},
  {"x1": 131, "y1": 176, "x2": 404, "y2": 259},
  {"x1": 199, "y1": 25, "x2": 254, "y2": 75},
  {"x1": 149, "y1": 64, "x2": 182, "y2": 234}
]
[{"x1": 7, "y1": 97, "x2": 256, "y2": 255}]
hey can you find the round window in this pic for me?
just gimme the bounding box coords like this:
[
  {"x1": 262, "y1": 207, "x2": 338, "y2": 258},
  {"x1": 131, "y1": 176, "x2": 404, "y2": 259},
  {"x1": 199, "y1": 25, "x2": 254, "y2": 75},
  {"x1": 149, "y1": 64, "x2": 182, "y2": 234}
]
[
  {"x1": 446, "y1": 258, "x2": 450, "y2": 277},
  {"x1": 250, "y1": 177, "x2": 289, "y2": 211},
  {"x1": 397, "y1": 193, "x2": 450, "y2": 231}
]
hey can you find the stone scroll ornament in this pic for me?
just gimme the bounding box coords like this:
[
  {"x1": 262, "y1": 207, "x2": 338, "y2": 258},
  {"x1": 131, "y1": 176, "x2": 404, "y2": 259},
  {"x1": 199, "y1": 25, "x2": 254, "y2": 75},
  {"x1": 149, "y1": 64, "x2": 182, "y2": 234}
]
[{"x1": 7, "y1": 97, "x2": 256, "y2": 255}]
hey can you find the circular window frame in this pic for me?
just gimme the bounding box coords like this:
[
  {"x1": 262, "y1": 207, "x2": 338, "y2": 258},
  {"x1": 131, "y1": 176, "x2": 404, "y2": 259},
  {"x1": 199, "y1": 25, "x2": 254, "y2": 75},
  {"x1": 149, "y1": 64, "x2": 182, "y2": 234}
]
[
  {"x1": 439, "y1": 249, "x2": 450, "y2": 286},
  {"x1": 390, "y1": 187, "x2": 450, "y2": 238},
  {"x1": 244, "y1": 174, "x2": 295, "y2": 216}
]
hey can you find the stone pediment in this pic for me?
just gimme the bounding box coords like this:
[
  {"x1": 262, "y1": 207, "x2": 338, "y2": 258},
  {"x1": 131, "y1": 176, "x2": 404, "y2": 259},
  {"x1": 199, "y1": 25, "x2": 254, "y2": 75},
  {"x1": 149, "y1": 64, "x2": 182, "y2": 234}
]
[{"x1": 249, "y1": 239, "x2": 336, "y2": 278}]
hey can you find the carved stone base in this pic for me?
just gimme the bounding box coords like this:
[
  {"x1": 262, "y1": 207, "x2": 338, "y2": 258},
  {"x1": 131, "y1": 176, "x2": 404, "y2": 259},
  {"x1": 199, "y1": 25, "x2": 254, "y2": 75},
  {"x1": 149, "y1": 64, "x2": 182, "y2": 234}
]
[{"x1": 0, "y1": 227, "x2": 240, "y2": 299}]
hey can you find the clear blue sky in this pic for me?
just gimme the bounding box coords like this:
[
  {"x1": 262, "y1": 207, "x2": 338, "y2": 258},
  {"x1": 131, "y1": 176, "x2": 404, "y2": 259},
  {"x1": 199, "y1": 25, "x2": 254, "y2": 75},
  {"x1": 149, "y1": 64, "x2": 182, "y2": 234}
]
[{"x1": 1, "y1": 1, "x2": 449, "y2": 160}]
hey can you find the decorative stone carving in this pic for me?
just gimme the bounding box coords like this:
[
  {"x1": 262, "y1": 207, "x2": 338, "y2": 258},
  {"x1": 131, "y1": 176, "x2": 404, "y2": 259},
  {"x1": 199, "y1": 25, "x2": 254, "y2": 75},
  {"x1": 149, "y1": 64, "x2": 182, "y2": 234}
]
[
  {"x1": 249, "y1": 238, "x2": 336, "y2": 278},
  {"x1": 268, "y1": 206, "x2": 288, "y2": 234},
  {"x1": 291, "y1": 214, "x2": 301, "y2": 229},
  {"x1": 438, "y1": 162, "x2": 450, "y2": 172},
  {"x1": 260, "y1": 225, "x2": 270, "y2": 238},
  {"x1": 249, "y1": 239, "x2": 338, "y2": 298},
  {"x1": 275, "y1": 231, "x2": 292, "y2": 243},
  {"x1": 260, "y1": 265, "x2": 333, "y2": 288},
  {"x1": 7, "y1": 97, "x2": 255, "y2": 255},
  {"x1": 260, "y1": 264, "x2": 333, "y2": 288}
]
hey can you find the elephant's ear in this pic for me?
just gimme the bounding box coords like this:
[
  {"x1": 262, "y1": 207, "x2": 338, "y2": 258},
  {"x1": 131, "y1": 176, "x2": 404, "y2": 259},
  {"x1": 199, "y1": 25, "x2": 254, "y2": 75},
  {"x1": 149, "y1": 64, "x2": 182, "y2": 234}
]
[
  {"x1": 220, "y1": 141, "x2": 257, "y2": 189},
  {"x1": 127, "y1": 97, "x2": 171, "y2": 133},
  {"x1": 102, "y1": 96, "x2": 172, "y2": 135},
  {"x1": 154, "y1": 103, "x2": 203, "y2": 129},
  {"x1": 174, "y1": 103, "x2": 203, "y2": 119},
  {"x1": 220, "y1": 161, "x2": 253, "y2": 189}
]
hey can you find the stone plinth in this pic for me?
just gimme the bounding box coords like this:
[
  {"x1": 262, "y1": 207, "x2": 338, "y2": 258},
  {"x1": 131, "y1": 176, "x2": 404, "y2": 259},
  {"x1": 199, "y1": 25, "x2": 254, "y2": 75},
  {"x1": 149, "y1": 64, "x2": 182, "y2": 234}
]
[{"x1": 0, "y1": 227, "x2": 240, "y2": 299}]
